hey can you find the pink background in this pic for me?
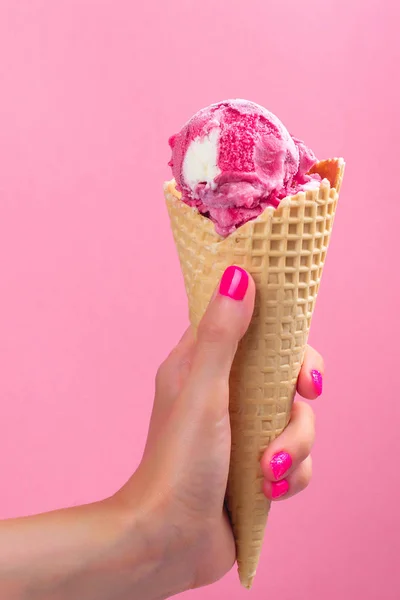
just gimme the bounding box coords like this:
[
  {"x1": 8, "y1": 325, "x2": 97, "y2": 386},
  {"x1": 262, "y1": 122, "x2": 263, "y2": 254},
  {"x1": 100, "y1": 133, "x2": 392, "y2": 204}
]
[{"x1": 0, "y1": 1, "x2": 399, "y2": 598}]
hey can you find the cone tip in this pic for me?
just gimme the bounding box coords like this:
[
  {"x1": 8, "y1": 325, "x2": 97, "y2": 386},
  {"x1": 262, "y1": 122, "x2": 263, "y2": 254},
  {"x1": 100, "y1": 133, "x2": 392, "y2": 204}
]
[{"x1": 239, "y1": 567, "x2": 256, "y2": 590}]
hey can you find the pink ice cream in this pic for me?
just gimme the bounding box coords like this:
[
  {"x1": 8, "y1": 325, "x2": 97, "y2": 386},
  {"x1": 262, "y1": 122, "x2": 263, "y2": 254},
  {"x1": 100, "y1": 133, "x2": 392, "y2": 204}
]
[{"x1": 168, "y1": 99, "x2": 320, "y2": 236}]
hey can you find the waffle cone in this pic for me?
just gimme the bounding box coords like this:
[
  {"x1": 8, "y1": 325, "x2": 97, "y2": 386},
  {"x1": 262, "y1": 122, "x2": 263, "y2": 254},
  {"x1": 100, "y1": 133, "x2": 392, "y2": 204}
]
[{"x1": 164, "y1": 158, "x2": 344, "y2": 589}]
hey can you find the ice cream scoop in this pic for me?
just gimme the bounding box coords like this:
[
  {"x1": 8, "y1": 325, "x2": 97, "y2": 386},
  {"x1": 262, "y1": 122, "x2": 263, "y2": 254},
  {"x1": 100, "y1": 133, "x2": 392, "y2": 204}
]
[{"x1": 168, "y1": 99, "x2": 320, "y2": 236}]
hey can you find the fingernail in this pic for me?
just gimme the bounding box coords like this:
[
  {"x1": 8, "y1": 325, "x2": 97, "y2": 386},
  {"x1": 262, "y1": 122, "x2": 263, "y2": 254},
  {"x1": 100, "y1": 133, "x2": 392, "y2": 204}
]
[
  {"x1": 311, "y1": 369, "x2": 323, "y2": 396},
  {"x1": 271, "y1": 479, "x2": 289, "y2": 499},
  {"x1": 219, "y1": 266, "x2": 249, "y2": 301},
  {"x1": 270, "y1": 451, "x2": 292, "y2": 480}
]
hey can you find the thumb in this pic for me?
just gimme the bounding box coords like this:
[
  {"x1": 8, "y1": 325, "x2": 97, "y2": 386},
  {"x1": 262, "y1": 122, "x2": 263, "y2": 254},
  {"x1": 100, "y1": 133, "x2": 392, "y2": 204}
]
[{"x1": 188, "y1": 265, "x2": 255, "y2": 391}]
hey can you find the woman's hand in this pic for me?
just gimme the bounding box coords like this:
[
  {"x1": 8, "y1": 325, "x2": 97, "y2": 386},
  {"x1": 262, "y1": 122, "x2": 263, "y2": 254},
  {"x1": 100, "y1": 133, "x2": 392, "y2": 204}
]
[
  {"x1": 119, "y1": 267, "x2": 324, "y2": 596},
  {"x1": 0, "y1": 267, "x2": 324, "y2": 600}
]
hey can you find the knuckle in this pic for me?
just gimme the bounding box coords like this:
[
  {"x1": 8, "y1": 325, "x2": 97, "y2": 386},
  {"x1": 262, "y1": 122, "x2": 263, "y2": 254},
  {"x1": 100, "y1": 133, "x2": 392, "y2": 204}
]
[
  {"x1": 298, "y1": 400, "x2": 316, "y2": 429},
  {"x1": 298, "y1": 472, "x2": 311, "y2": 491},
  {"x1": 299, "y1": 399, "x2": 313, "y2": 418},
  {"x1": 304, "y1": 401, "x2": 316, "y2": 427},
  {"x1": 198, "y1": 319, "x2": 231, "y2": 345},
  {"x1": 297, "y1": 431, "x2": 315, "y2": 460},
  {"x1": 155, "y1": 359, "x2": 170, "y2": 387},
  {"x1": 298, "y1": 458, "x2": 313, "y2": 490},
  {"x1": 292, "y1": 403, "x2": 316, "y2": 458},
  {"x1": 297, "y1": 440, "x2": 311, "y2": 461}
]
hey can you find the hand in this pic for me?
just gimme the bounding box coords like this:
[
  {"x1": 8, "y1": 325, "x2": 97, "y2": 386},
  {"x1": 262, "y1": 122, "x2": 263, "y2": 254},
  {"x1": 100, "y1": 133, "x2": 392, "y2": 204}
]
[
  {"x1": 0, "y1": 267, "x2": 324, "y2": 600},
  {"x1": 119, "y1": 266, "x2": 325, "y2": 596}
]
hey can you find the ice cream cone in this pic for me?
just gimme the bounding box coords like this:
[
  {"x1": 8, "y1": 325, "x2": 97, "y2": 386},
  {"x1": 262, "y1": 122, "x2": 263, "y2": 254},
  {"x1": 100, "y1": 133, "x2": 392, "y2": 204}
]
[{"x1": 164, "y1": 158, "x2": 344, "y2": 589}]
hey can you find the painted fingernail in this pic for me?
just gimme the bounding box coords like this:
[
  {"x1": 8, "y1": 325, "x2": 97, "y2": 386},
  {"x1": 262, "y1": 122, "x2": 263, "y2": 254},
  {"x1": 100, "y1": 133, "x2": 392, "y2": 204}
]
[
  {"x1": 311, "y1": 369, "x2": 323, "y2": 396},
  {"x1": 219, "y1": 266, "x2": 249, "y2": 301},
  {"x1": 271, "y1": 479, "x2": 289, "y2": 499},
  {"x1": 270, "y1": 451, "x2": 292, "y2": 479}
]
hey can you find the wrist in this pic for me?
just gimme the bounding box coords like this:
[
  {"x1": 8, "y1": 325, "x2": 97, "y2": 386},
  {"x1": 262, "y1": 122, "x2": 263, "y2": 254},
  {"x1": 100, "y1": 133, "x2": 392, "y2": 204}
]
[{"x1": 107, "y1": 484, "x2": 194, "y2": 600}]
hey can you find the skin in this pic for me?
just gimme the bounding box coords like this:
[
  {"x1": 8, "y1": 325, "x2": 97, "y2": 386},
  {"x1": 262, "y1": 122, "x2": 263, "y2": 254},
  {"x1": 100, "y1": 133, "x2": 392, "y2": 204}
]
[{"x1": 0, "y1": 271, "x2": 324, "y2": 599}]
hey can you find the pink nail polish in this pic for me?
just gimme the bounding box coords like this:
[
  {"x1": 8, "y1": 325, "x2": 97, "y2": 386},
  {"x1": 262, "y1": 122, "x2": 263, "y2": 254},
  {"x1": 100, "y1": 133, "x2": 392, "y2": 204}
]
[
  {"x1": 271, "y1": 479, "x2": 289, "y2": 499},
  {"x1": 219, "y1": 266, "x2": 249, "y2": 301},
  {"x1": 311, "y1": 369, "x2": 323, "y2": 396},
  {"x1": 270, "y1": 451, "x2": 292, "y2": 479}
]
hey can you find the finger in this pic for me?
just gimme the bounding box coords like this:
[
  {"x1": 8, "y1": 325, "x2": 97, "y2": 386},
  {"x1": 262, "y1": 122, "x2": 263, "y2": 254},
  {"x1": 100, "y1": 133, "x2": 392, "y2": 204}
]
[
  {"x1": 160, "y1": 326, "x2": 195, "y2": 370},
  {"x1": 260, "y1": 401, "x2": 315, "y2": 481},
  {"x1": 174, "y1": 325, "x2": 196, "y2": 356},
  {"x1": 190, "y1": 266, "x2": 255, "y2": 383},
  {"x1": 177, "y1": 266, "x2": 255, "y2": 424},
  {"x1": 263, "y1": 455, "x2": 312, "y2": 501},
  {"x1": 156, "y1": 325, "x2": 195, "y2": 381},
  {"x1": 154, "y1": 326, "x2": 196, "y2": 408},
  {"x1": 297, "y1": 344, "x2": 324, "y2": 399},
  {"x1": 151, "y1": 327, "x2": 196, "y2": 431}
]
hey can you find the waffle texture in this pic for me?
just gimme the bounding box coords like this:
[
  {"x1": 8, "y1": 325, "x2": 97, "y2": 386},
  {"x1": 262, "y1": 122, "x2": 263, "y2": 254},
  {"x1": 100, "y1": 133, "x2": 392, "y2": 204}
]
[{"x1": 164, "y1": 158, "x2": 344, "y2": 588}]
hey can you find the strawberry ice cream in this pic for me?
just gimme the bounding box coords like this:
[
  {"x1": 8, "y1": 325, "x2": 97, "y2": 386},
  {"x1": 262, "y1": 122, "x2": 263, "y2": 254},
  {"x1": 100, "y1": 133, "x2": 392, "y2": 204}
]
[{"x1": 168, "y1": 99, "x2": 320, "y2": 236}]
